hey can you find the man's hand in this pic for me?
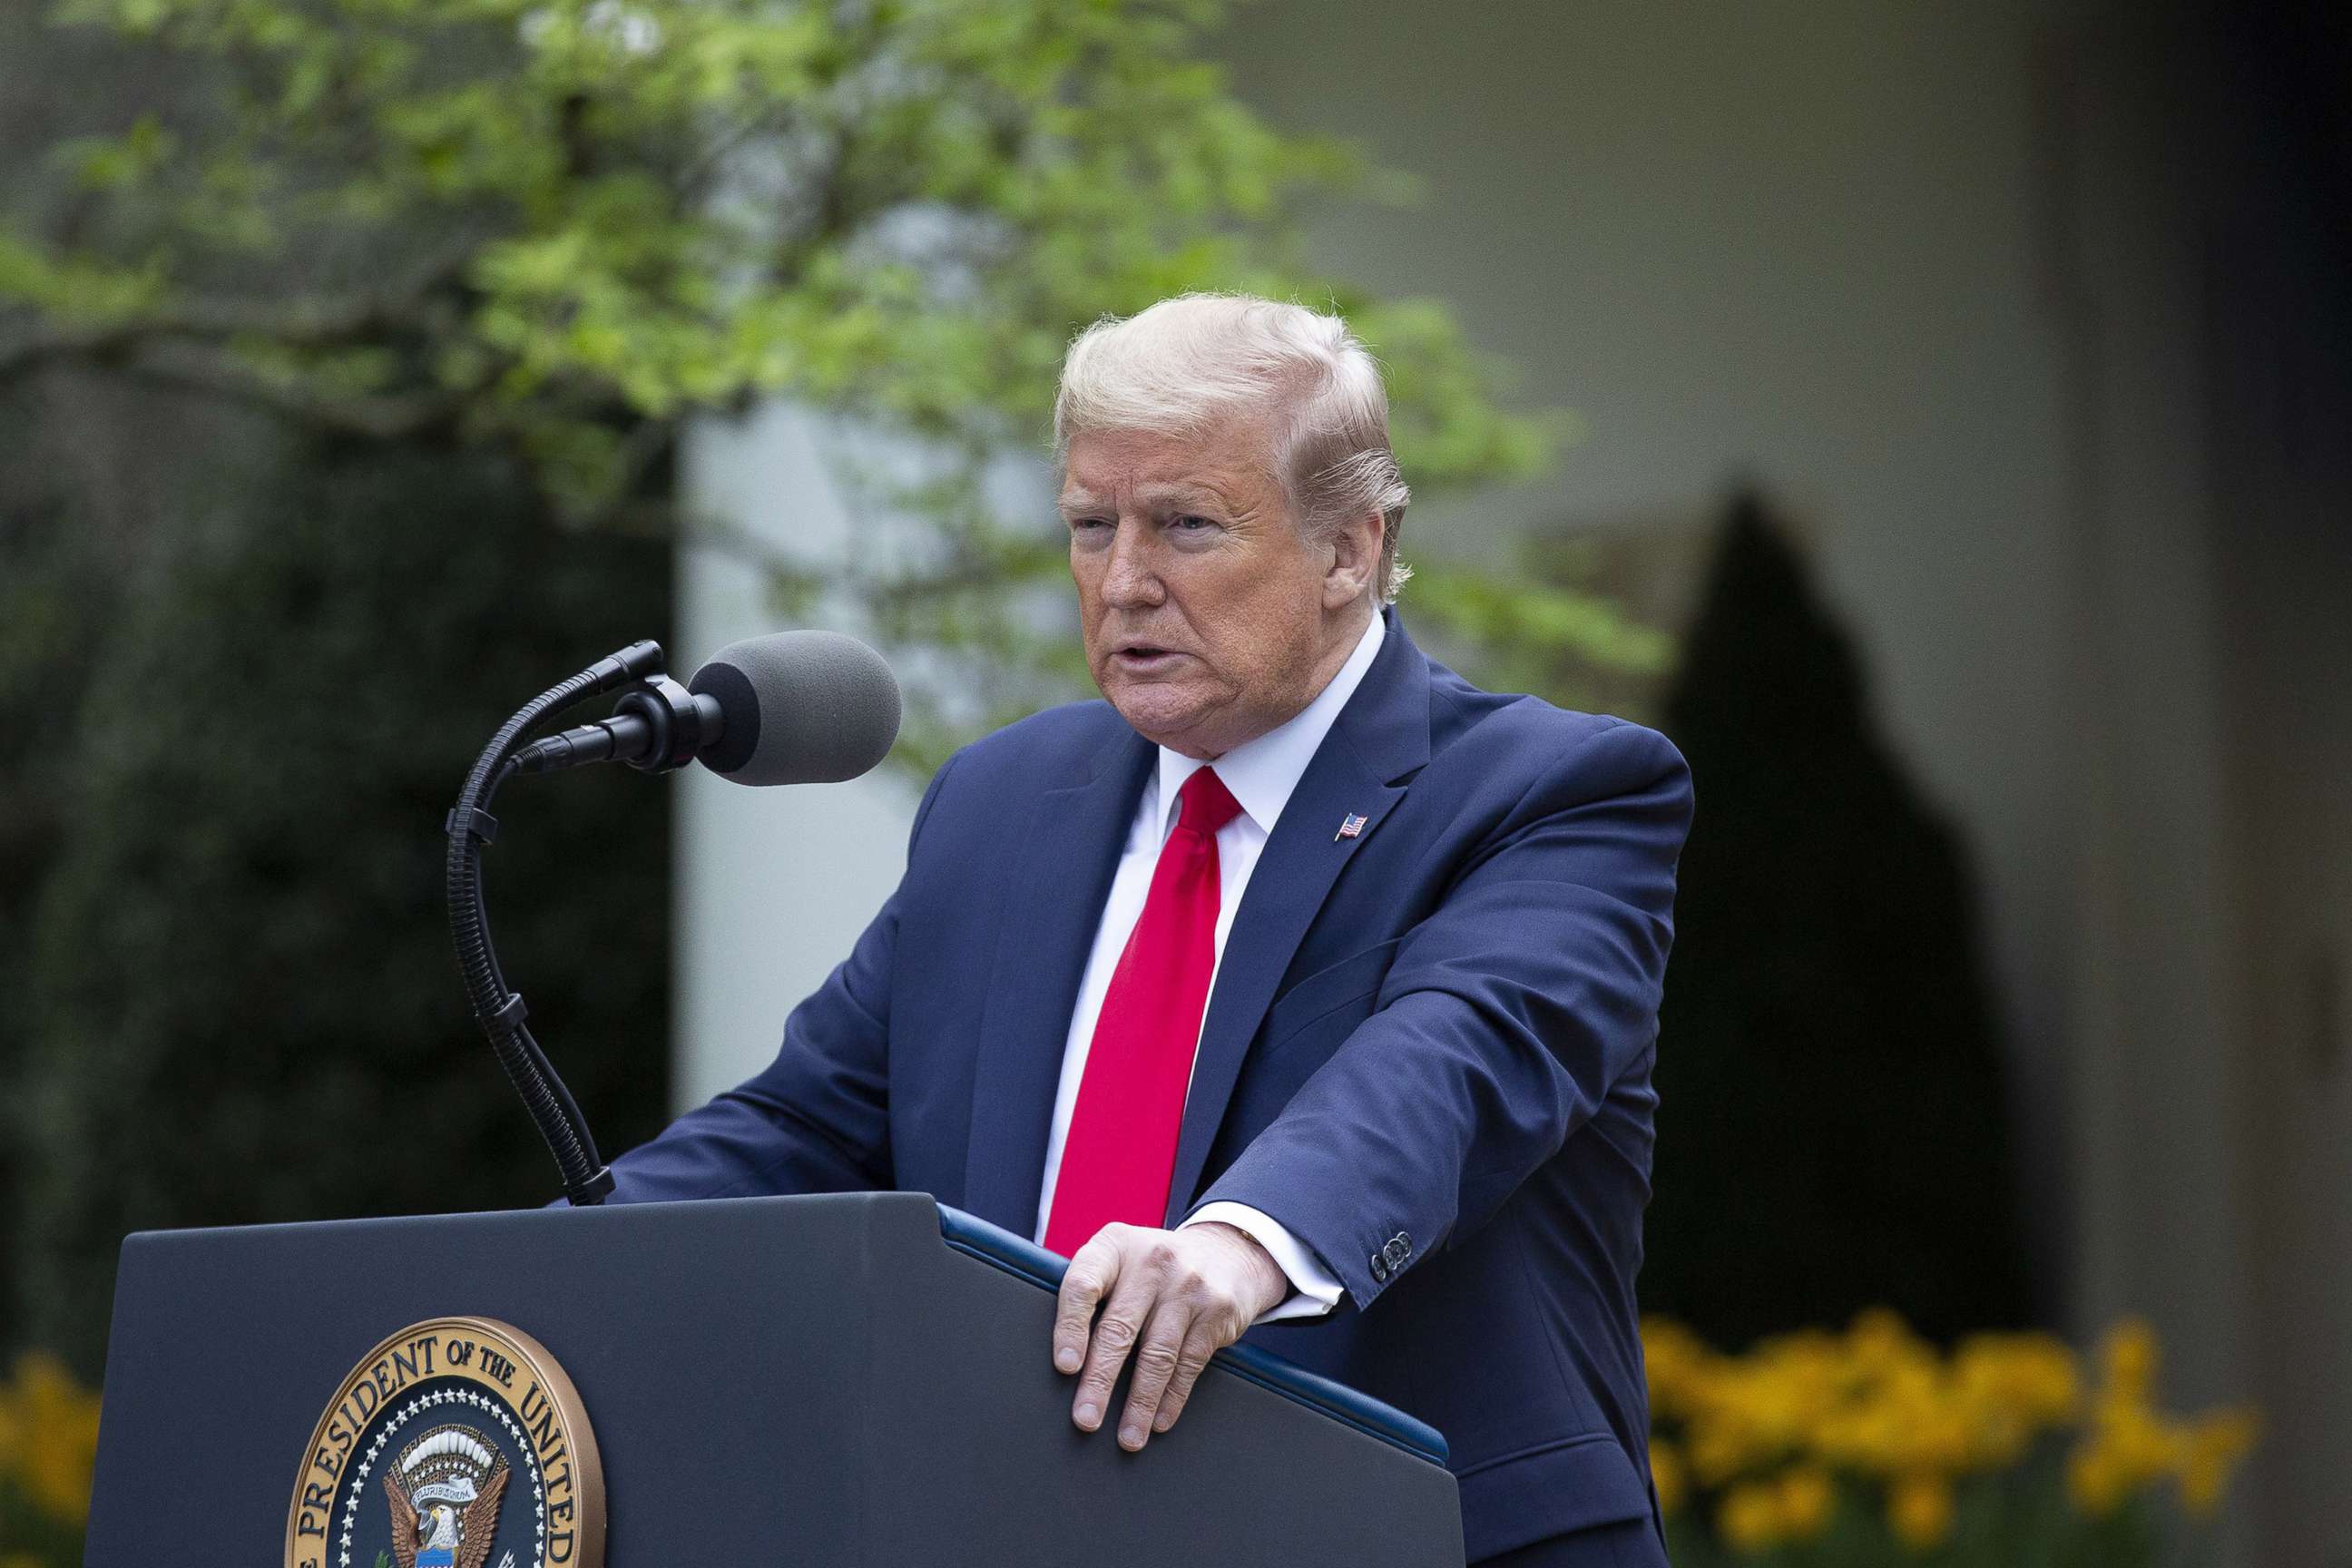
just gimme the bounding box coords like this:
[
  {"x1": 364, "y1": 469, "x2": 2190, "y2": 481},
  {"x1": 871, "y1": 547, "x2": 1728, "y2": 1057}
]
[{"x1": 1052, "y1": 1220, "x2": 1289, "y2": 1451}]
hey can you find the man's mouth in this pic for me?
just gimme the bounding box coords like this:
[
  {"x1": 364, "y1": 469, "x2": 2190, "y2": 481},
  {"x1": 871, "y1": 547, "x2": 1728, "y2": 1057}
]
[{"x1": 1111, "y1": 643, "x2": 1186, "y2": 671}]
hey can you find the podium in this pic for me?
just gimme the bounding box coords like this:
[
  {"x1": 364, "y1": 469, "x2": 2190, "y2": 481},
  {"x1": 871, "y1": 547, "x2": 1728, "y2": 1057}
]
[{"x1": 83, "y1": 1191, "x2": 1465, "y2": 1565}]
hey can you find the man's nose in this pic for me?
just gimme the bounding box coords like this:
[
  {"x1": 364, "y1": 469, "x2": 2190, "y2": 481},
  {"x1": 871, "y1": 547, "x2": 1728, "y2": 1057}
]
[{"x1": 1099, "y1": 520, "x2": 1163, "y2": 607}]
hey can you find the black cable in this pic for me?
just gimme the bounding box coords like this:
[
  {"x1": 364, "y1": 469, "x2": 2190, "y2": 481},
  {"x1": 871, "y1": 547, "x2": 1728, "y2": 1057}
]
[{"x1": 444, "y1": 642, "x2": 662, "y2": 1206}]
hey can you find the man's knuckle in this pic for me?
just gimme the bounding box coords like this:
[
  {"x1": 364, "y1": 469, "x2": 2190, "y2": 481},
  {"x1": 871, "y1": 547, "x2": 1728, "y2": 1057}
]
[
  {"x1": 1145, "y1": 1240, "x2": 1178, "y2": 1271},
  {"x1": 1094, "y1": 1316, "x2": 1137, "y2": 1351},
  {"x1": 1134, "y1": 1341, "x2": 1181, "y2": 1377}
]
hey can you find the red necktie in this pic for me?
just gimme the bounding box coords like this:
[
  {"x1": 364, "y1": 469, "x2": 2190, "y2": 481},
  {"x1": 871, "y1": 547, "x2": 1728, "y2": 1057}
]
[{"x1": 1044, "y1": 767, "x2": 1244, "y2": 1256}]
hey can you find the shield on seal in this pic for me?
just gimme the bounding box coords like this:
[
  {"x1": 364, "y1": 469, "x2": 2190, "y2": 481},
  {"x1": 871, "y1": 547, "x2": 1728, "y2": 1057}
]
[{"x1": 383, "y1": 1425, "x2": 508, "y2": 1568}]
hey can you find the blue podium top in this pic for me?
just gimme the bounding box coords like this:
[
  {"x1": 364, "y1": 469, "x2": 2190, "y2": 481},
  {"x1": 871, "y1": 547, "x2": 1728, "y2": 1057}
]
[{"x1": 936, "y1": 1202, "x2": 1450, "y2": 1466}]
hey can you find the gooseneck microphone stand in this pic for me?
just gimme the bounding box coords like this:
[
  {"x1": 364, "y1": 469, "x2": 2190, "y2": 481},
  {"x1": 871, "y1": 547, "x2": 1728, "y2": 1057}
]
[{"x1": 442, "y1": 639, "x2": 667, "y2": 1207}]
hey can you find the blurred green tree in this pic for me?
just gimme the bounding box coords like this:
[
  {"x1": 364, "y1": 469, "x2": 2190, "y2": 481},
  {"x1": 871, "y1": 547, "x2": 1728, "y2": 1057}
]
[
  {"x1": 0, "y1": 0, "x2": 1662, "y2": 757},
  {"x1": 1, "y1": 415, "x2": 679, "y2": 1376}
]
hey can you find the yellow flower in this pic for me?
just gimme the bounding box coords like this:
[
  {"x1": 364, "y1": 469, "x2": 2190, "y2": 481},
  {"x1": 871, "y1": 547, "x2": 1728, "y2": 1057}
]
[
  {"x1": 1688, "y1": 1422, "x2": 1752, "y2": 1487},
  {"x1": 1648, "y1": 1310, "x2": 2257, "y2": 1547},
  {"x1": 0, "y1": 1386, "x2": 21, "y2": 1472},
  {"x1": 1952, "y1": 1331, "x2": 2082, "y2": 1462},
  {"x1": 1642, "y1": 1317, "x2": 1717, "y2": 1421},
  {"x1": 7, "y1": 1353, "x2": 103, "y2": 1525},
  {"x1": 1886, "y1": 1473, "x2": 1954, "y2": 1551},
  {"x1": 2067, "y1": 1443, "x2": 2128, "y2": 1517},
  {"x1": 1648, "y1": 1439, "x2": 1686, "y2": 1515},
  {"x1": 2111, "y1": 1398, "x2": 2183, "y2": 1471},
  {"x1": 1848, "y1": 1308, "x2": 1930, "y2": 1377},
  {"x1": 1719, "y1": 1481, "x2": 1785, "y2": 1554},
  {"x1": 2177, "y1": 1409, "x2": 2259, "y2": 1517},
  {"x1": 1778, "y1": 1465, "x2": 1837, "y2": 1540},
  {"x1": 2101, "y1": 1318, "x2": 2159, "y2": 1402}
]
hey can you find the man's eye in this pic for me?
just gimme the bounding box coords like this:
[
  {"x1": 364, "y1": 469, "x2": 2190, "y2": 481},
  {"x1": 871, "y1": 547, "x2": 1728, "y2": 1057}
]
[
  {"x1": 1069, "y1": 516, "x2": 1112, "y2": 534},
  {"x1": 1171, "y1": 514, "x2": 1213, "y2": 532}
]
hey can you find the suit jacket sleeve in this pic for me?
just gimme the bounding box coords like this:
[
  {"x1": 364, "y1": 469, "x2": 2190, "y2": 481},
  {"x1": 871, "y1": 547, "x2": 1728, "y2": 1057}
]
[
  {"x1": 1191, "y1": 718, "x2": 1691, "y2": 1309},
  {"x1": 598, "y1": 753, "x2": 957, "y2": 1203}
]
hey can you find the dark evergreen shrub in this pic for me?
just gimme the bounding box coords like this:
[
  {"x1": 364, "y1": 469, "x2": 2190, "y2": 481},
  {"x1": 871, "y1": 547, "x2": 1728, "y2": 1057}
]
[
  {"x1": 1642, "y1": 493, "x2": 2034, "y2": 1346},
  {"x1": 9, "y1": 430, "x2": 673, "y2": 1376}
]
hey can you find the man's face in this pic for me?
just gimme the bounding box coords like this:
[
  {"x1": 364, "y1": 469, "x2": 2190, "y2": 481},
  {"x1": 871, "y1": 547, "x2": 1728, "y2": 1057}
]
[{"x1": 1061, "y1": 419, "x2": 1359, "y2": 760}]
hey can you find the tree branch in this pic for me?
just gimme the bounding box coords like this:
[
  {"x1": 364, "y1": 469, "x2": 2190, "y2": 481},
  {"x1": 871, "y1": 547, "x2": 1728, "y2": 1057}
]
[
  {"x1": 558, "y1": 417, "x2": 682, "y2": 534},
  {"x1": 111, "y1": 338, "x2": 466, "y2": 440},
  {"x1": 0, "y1": 227, "x2": 489, "y2": 384}
]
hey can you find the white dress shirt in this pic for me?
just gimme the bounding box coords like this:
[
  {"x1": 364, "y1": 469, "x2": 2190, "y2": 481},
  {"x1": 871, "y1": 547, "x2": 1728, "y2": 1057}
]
[{"x1": 1033, "y1": 611, "x2": 1387, "y2": 1322}]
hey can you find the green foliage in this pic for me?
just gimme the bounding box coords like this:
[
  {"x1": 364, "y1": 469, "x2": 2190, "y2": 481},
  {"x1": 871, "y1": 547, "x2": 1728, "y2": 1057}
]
[
  {"x1": 0, "y1": 1475, "x2": 86, "y2": 1568},
  {"x1": 0, "y1": 476, "x2": 126, "y2": 1360},
  {"x1": 1407, "y1": 555, "x2": 1673, "y2": 715},
  {"x1": 5, "y1": 431, "x2": 675, "y2": 1377},
  {"x1": 0, "y1": 0, "x2": 1650, "y2": 757},
  {"x1": 5, "y1": 0, "x2": 1542, "y2": 506}
]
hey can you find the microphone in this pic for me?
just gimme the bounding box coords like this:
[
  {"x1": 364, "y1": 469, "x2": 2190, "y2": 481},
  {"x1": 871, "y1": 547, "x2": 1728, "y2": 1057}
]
[{"x1": 511, "y1": 630, "x2": 902, "y2": 786}]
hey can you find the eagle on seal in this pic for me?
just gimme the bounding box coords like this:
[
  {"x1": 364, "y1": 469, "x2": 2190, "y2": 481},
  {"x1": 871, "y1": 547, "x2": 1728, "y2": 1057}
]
[{"x1": 383, "y1": 1423, "x2": 510, "y2": 1568}]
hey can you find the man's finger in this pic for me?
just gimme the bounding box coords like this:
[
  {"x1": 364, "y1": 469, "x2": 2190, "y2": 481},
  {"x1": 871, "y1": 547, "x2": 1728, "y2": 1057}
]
[
  {"x1": 1115, "y1": 1300, "x2": 1197, "y2": 1451},
  {"x1": 1150, "y1": 1321, "x2": 1224, "y2": 1436},
  {"x1": 1072, "y1": 1241, "x2": 1169, "y2": 1432},
  {"x1": 1053, "y1": 1231, "x2": 1122, "y2": 1376}
]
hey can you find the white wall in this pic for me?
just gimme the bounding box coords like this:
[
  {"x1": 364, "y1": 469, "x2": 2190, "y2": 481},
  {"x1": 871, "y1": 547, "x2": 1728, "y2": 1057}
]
[
  {"x1": 1215, "y1": 0, "x2": 2086, "y2": 1280},
  {"x1": 671, "y1": 404, "x2": 922, "y2": 1110}
]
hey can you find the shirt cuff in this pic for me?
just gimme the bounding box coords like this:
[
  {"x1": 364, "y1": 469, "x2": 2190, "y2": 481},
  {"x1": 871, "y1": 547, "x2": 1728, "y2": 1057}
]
[{"x1": 1181, "y1": 1201, "x2": 1345, "y2": 1324}]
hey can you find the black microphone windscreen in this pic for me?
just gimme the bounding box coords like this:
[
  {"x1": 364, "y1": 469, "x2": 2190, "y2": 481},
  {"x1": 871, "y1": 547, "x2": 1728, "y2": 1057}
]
[{"x1": 687, "y1": 631, "x2": 902, "y2": 787}]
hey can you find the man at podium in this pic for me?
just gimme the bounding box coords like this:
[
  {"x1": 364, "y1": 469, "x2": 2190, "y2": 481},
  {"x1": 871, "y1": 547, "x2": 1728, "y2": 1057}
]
[{"x1": 600, "y1": 293, "x2": 1693, "y2": 1568}]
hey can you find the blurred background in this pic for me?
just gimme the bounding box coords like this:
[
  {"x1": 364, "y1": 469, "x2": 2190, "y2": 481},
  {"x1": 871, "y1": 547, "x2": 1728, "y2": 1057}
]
[{"x1": 1, "y1": 0, "x2": 2344, "y2": 1563}]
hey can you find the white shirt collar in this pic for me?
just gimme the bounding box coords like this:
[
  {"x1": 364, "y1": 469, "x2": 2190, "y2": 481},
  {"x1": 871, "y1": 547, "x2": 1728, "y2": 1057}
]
[{"x1": 1153, "y1": 610, "x2": 1387, "y2": 838}]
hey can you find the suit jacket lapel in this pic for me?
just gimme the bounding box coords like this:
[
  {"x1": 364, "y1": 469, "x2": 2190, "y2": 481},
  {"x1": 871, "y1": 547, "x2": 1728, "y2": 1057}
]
[
  {"x1": 1161, "y1": 612, "x2": 1435, "y2": 1223},
  {"x1": 961, "y1": 725, "x2": 1155, "y2": 1234}
]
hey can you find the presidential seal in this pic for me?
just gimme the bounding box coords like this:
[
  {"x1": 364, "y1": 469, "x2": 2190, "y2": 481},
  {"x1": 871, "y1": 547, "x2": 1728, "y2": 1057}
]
[{"x1": 285, "y1": 1318, "x2": 603, "y2": 1568}]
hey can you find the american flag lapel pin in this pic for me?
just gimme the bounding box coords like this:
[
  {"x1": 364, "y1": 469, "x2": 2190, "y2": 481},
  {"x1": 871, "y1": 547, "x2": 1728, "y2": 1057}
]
[{"x1": 1335, "y1": 812, "x2": 1368, "y2": 842}]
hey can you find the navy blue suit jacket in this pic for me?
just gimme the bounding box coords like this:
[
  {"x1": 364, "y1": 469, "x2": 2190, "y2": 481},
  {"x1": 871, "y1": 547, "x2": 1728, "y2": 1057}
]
[{"x1": 603, "y1": 611, "x2": 1692, "y2": 1563}]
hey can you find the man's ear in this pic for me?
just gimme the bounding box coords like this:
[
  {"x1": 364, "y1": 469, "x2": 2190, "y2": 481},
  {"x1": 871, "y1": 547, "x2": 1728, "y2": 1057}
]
[{"x1": 1322, "y1": 508, "x2": 1385, "y2": 610}]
